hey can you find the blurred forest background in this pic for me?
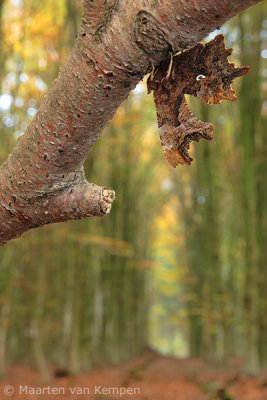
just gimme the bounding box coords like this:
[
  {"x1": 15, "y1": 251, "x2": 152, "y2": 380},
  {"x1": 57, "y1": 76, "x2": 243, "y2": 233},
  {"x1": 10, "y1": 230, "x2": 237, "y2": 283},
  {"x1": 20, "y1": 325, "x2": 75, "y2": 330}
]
[{"x1": 0, "y1": 0, "x2": 266, "y2": 383}]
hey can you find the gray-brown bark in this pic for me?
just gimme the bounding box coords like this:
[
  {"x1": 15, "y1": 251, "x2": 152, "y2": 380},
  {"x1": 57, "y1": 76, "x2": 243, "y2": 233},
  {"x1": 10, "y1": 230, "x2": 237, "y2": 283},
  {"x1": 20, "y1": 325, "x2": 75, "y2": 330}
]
[{"x1": 0, "y1": 0, "x2": 260, "y2": 245}]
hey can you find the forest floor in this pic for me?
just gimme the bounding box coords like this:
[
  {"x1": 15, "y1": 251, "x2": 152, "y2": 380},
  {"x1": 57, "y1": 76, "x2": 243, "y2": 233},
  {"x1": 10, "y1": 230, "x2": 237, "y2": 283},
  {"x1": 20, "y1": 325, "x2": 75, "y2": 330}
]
[{"x1": 1, "y1": 352, "x2": 267, "y2": 400}]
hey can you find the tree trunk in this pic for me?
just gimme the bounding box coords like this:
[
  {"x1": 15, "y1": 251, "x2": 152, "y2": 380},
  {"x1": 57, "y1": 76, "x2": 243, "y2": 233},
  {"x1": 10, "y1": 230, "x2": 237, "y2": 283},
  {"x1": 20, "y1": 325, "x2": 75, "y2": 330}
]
[
  {"x1": 31, "y1": 236, "x2": 51, "y2": 383},
  {"x1": 68, "y1": 253, "x2": 82, "y2": 375},
  {"x1": 0, "y1": 0, "x2": 260, "y2": 245},
  {"x1": 238, "y1": 3, "x2": 263, "y2": 372},
  {"x1": 0, "y1": 248, "x2": 15, "y2": 378}
]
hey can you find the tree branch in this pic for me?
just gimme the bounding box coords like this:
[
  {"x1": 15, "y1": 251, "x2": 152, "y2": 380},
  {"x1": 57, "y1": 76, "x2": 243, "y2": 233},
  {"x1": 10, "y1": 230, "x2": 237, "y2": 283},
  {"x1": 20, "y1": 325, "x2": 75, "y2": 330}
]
[{"x1": 0, "y1": 0, "x2": 260, "y2": 245}]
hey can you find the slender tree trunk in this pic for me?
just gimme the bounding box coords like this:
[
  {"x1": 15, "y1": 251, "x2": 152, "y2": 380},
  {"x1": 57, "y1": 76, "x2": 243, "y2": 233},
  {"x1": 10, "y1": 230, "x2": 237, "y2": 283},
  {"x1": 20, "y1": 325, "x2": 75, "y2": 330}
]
[
  {"x1": 68, "y1": 236, "x2": 83, "y2": 374},
  {"x1": 68, "y1": 269, "x2": 82, "y2": 375},
  {"x1": 198, "y1": 102, "x2": 222, "y2": 360},
  {"x1": 0, "y1": 250, "x2": 15, "y2": 378},
  {"x1": 257, "y1": 111, "x2": 267, "y2": 366},
  {"x1": 238, "y1": 6, "x2": 263, "y2": 372},
  {"x1": 31, "y1": 237, "x2": 51, "y2": 383}
]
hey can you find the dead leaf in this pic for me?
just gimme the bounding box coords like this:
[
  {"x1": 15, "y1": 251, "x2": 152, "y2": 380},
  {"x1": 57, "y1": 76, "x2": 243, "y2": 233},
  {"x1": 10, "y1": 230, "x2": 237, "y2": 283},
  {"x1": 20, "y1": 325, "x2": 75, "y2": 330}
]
[{"x1": 147, "y1": 34, "x2": 250, "y2": 167}]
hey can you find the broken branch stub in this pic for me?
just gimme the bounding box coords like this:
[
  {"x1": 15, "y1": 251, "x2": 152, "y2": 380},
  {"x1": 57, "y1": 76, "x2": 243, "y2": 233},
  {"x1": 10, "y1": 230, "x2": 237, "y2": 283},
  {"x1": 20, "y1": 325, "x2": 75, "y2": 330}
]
[{"x1": 147, "y1": 34, "x2": 250, "y2": 168}]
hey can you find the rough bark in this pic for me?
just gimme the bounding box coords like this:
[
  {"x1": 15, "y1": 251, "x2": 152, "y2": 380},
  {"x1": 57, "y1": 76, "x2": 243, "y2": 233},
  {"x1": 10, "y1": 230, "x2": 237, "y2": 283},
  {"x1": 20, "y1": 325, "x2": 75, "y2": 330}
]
[{"x1": 0, "y1": 0, "x2": 260, "y2": 245}]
